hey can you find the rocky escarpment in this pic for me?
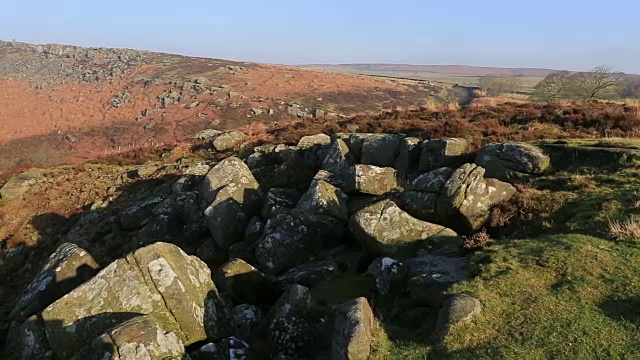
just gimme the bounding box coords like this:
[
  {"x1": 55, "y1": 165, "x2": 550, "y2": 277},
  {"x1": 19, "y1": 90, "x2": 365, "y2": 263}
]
[{"x1": 2, "y1": 133, "x2": 552, "y2": 359}]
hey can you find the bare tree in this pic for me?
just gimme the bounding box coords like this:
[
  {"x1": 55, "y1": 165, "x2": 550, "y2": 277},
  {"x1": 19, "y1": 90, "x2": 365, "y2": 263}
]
[
  {"x1": 531, "y1": 71, "x2": 573, "y2": 102},
  {"x1": 575, "y1": 65, "x2": 624, "y2": 100}
]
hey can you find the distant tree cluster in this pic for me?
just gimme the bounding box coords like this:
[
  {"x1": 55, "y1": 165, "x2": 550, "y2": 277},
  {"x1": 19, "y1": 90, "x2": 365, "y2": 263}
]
[{"x1": 531, "y1": 65, "x2": 629, "y2": 102}]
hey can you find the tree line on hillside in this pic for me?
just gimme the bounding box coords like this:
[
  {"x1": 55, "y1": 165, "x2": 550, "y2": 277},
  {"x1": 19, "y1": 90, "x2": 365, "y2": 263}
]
[{"x1": 475, "y1": 66, "x2": 639, "y2": 102}]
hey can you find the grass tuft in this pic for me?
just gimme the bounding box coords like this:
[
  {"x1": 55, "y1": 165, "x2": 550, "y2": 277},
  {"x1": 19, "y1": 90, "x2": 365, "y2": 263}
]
[{"x1": 608, "y1": 216, "x2": 640, "y2": 242}]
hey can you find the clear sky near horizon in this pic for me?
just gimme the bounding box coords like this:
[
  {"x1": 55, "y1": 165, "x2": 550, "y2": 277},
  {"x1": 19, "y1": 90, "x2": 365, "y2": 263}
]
[{"x1": 1, "y1": 0, "x2": 638, "y2": 73}]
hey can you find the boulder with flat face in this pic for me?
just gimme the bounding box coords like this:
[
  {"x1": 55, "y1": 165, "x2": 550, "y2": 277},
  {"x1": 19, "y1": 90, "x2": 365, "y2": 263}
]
[
  {"x1": 331, "y1": 297, "x2": 375, "y2": 360},
  {"x1": 475, "y1": 142, "x2": 550, "y2": 183},
  {"x1": 345, "y1": 164, "x2": 397, "y2": 196},
  {"x1": 10, "y1": 242, "x2": 100, "y2": 324},
  {"x1": 360, "y1": 134, "x2": 401, "y2": 167},
  {"x1": 349, "y1": 199, "x2": 460, "y2": 259},
  {"x1": 214, "y1": 258, "x2": 278, "y2": 306},
  {"x1": 419, "y1": 138, "x2": 472, "y2": 172},
  {"x1": 297, "y1": 179, "x2": 349, "y2": 221},
  {"x1": 39, "y1": 242, "x2": 230, "y2": 359},
  {"x1": 200, "y1": 157, "x2": 261, "y2": 249},
  {"x1": 213, "y1": 131, "x2": 246, "y2": 151}
]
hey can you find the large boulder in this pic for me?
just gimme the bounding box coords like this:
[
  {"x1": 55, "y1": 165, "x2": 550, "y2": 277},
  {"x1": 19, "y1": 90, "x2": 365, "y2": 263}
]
[
  {"x1": 401, "y1": 164, "x2": 516, "y2": 233},
  {"x1": 297, "y1": 179, "x2": 349, "y2": 221},
  {"x1": 70, "y1": 315, "x2": 187, "y2": 360},
  {"x1": 345, "y1": 164, "x2": 398, "y2": 196},
  {"x1": 259, "y1": 151, "x2": 318, "y2": 190},
  {"x1": 360, "y1": 134, "x2": 401, "y2": 167},
  {"x1": 278, "y1": 259, "x2": 339, "y2": 287},
  {"x1": 437, "y1": 163, "x2": 516, "y2": 232},
  {"x1": 5, "y1": 314, "x2": 55, "y2": 360},
  {"x1": 322, "y1": 138, "x2": 354, "y2": 183},
  {"x1": 297, "y1": 133, "x2": 331, "y2": 149},
  {"x1": 254, "y1": 210, "x2": 344, "y2": 274},
  {"x1": 119, "y1": 196, "x2": 165, "y2": 230},
  {"x1": 38, "y1": 242, "x2": 230, "y2": 359},
  {"x1": 201, "y1": 157, "x2": 261, "y2": 249},
  {"x1": 9, "y1": 243, "x2": 100, "y2": 324},
  {"x1": 331, "y1": 297, "x2": 375, "y2": 360},
  {"x1": 419, "y1": 138, "x2": 472, "y2": 172},
  {"x1": 213, "y1": 131, "x2": 246, "y2": 151},
  {"x1": 475, "y1": 142, "x2": 550, "y2": 183},
  {"x1": 349, "y1": 200, "x2": 460, "y2": 259},
  {"x1": 261, "y1": 187, "x2": 300, "y2": 218}
]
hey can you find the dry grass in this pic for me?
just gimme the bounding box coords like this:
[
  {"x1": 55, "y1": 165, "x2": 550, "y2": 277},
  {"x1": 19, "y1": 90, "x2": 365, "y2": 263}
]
[
  {"x1": 608, "y1": 216, "x2": 640, "y2": 242},
  {"x1": 631, "y1": 191, "x2": 640, "y2": 209},
  {"x1": 462, "y1": 229, "x2": 492, "y2": 250}
]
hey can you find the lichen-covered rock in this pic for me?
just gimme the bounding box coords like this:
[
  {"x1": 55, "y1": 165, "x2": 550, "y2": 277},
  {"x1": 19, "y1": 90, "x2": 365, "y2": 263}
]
[
  {"x1": 119, "y1": 196, "x2": 165, "y2": 230},
  {"x1": 152, "y1": 191, "x2": 201, "y2": 224},
  {"x1": 349, "y1": 200, "x2": 460, "y2": 259},
  {"x1": 435, "y1": 294, "x2": 482, "y2": 336},
  {"x1": 213, "y1": 131, "x2": 246, "y2": 151},
  {"x1": 360, "y1": 134, "x2": 401, "y2": 167},
  {"x1": 297, "y1": 134, "x2": 331, "y2": 149},
  {"x1": 278, "y1": 259, "x2": 338, "y2": 287},
  {"x1": 200, "y1": 156, "x2": 259, "y2": 205},
  {"x1": 10, "y1": 242, "x2": 99, "y2": 324},
  {"x1": 268, "y1": 284, "x2": 314, "y2": 319},
  {"x1": 322, "y1": 138, "x2": 354, "y2": 181},
  {"x1": 259, "y1": 151, "x2": 318, "y2": 190},
  {"x1": 71, "y1": 315, "x2": 187, "y2": 360},
  {"x1": 40, "y1": 242, "x2": 230, "y2": 359},
  {"x1": 231, "y1": 304, "x2": 263, "y2": 330},
  {"x1": 201, "y1": 157, "x2": 261, "y2": 249},
  {"x1": 189, "y1": 337, "x2": 250, "y2": 360},
  {"x1": 269, "y1": 314, "x2": 317, "y2": 359},
  {"x1": 261, "y1": 188, "x2": 300, "y2": 218},
  {"x1": 475, "y1": 142, "x2": 550, "y2": 183},
  {"x1": 331, "y1": 297, "x2": 375, "y2": 360},
  {"x1": 405, "y1": 254, "x2": 469, "y2": 307},
  {"x1": 419, "y1": 138, "x2": 471, "y2": 172},
  {"x1": 255, "y1": 211, "x2": 344, "y2": 274},
  {"x1": 400, "y1": 167, "x2": 454, "y2": 221},
  {"x1": 394, "y1": 137, "x2": 421, "y2": 174},
  {"x1": 214, "y1": 258, "x2": 278, "y2": 306},
  {"x1": 5, "y1": 314, "x2": 55, "y2": 360},
  {"x1": 437, "y1": 163, "x2": 516, "y2": 232},
  {"x1": 296, "y1": 179, "x2": 349, "y2": 221},
  {"x1": 346, "y1": 164, "x2": 397, "y2": 196}
]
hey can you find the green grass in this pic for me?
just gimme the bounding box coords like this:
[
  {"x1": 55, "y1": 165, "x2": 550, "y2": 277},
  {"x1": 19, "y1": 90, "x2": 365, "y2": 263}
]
[{"x1": 439, "y1": 234, "x2": 640, "y2": 359}]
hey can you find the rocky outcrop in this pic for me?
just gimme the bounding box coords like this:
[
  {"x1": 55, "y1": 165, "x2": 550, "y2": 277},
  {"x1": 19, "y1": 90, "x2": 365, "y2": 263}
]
[
  {"x1": 349, "y1": 199, "x2": 460, "y2": 258},
  {"x1": 475, "y1": 142, "x2": 550, "y2": 183},
  {"x1": 14, "y1": 242, "x2": 230, "y2": 359}
]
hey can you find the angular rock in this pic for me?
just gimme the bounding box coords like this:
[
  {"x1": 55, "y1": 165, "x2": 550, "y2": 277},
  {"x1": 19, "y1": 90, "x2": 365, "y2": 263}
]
[
  {"x1": 71, "y1": 315, "x2": 187, "y2": 360},
  {"x1": 419, "y1": 138, "x2": 471, "y2": 172},
  {"x1": 201, "y1": 157, "x2": 261, "y2": 249},
  {"x1": 405, "y1": 254, "x2": 469, "y2": 307},
  {"x1": 10, "y1": 243, "x2": 100, "y2": 323},
  {"x1": 255, "y1": 211, "x2": 344, "y2": 274},
  {"x1": 437, "y1": 163, "x2": 516, "y2": 232},
  {"x1": 331, "y1": 297, "x2": 375, "y2": 360},
  {"x1": 119, "y1": 196, "x2": 165, "y2": 230},
  {"x1": 346, "y1": 164, "x2": 397, "y2": 196},
  {"x1": 193, "y1": 129, "x2": 222, "y2": 140},
  {"x1": 349, "y1": 200, "x2": 460, "y2": 259},
  {"x1": 475, "y1": 142, "x2": 550, "y2": 183},
  {"x1": 213, "y1": 131, "x2": 246, "y2": 151},
  {"x1": 259, "y1": 151, "x2": 317, "y2": 190},
  {"x1": 297, "y1": 134, "x2": 331, "y2": 149},
  {"x1": 360, "y1": 134, "x2": 401, "y2": 167},
  {"x1": 296, "y1": 179, "x2": 349, "y2": 221},
  {"x1": 214, "y1": 258, "x2": 278, "y2": 306},
  {"x1": 40, "y1": 242, "x2": 230, "y2": 359},
  {"x1": 435, "y1": 294, "x2": 482, "y2": 335},
  {"x1": 270, "y1": 314, "x2": 317, "y2": 358},
  {"x1": 231, "y1": 304, "x2": 262, "y2": 330},
  {"x1": 322, "y1": 138, "x2": 354, "y2": 182},
  {"x1": 278, "y1": 259, "x2": 339, "y2": 287},
  {"x1": 400, "y1": 167, "x2": 454, "y2": 221},
  {"x1": 394, "y1": 137, "x2": 421, "y2": 174},
  {"x1": 268, "y1": 284, "x2": 314, "y2": 319}
]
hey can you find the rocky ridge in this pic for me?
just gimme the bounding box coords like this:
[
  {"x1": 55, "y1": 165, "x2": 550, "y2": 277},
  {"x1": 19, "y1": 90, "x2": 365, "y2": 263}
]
[{"x1": 0, "y1": 132, "x2": 555, "y2": 359}]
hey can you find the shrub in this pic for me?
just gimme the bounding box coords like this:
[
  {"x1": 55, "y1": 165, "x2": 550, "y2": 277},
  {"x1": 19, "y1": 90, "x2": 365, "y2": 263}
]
[
  {"x1": 608, "y1": 216, "x2": 640, "y2": 242},
  {"x1": 462, "y1": 229, "x2": 492, "y2": 250}
]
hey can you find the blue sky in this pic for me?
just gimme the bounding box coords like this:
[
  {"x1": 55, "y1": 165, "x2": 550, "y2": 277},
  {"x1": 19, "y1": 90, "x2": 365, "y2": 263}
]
[{"x1": 1, "y1": 1, "x2": 638, "y2": 73}]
